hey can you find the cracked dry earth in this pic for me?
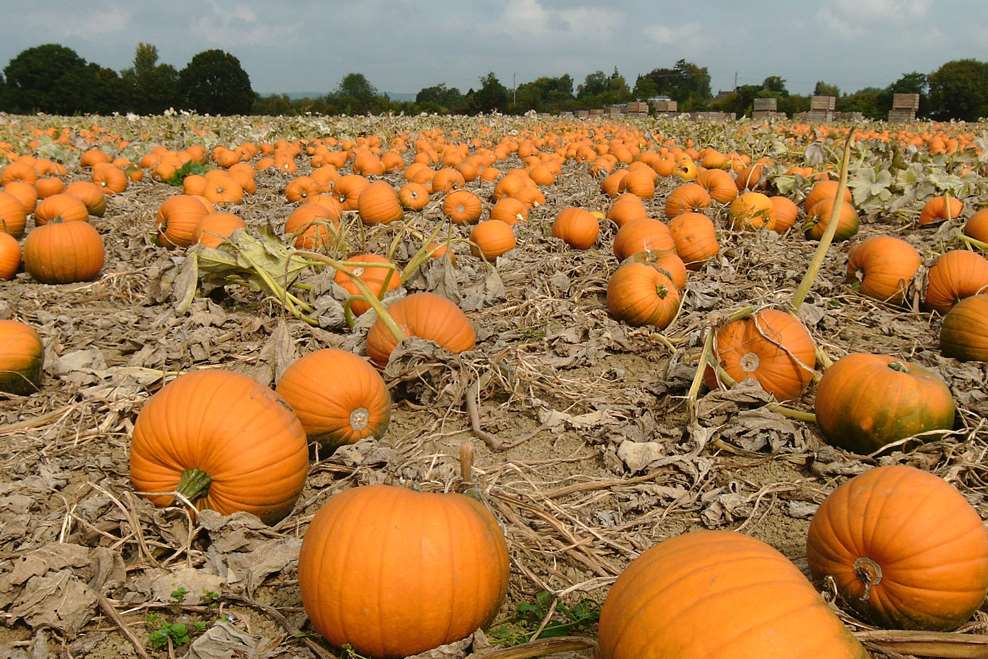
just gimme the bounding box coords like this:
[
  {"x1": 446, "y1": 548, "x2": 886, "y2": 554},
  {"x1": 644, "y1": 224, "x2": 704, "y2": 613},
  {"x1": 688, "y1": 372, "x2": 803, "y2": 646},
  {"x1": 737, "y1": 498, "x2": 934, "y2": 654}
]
[{"x1": 1, "y1": 114, "x2": 987, "y2": 658}]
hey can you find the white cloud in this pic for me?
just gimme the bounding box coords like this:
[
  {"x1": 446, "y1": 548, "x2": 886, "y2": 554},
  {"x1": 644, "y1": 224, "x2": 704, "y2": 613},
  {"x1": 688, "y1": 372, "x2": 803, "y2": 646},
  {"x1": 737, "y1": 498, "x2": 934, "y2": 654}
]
[
  {"x1": 191, "y1": 0, "x2": 299, "y2": 46},
  {"x1": 501, "y1": 0, "x2": 621, "y2": 39},
  {"x1": 643, "y1": 22, "x2": 701, "y2": 46},
  {"x1": 24, "y1": 6, "x2": 132, "y2": 39},
  {"x1": 818, "y1": 0, "x2": 931, "y2": 37}
]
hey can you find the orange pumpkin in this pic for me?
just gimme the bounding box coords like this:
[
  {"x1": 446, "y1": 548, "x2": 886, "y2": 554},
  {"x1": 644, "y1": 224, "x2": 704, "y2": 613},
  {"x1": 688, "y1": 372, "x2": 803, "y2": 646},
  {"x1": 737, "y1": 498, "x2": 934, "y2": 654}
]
[
  {"x1": 706, "y1": 309, "x2": 816, "y2": 401},
  {"x1": 470, "y1": 220, "x2": 516, "y2": 260},
  {"x1": 276, "y1": 349, "x2": 391, "y2": 449},
  {"x1": 601, "y1": 170, "x2": 628, "y2": 197},
  {"x1": 285, "y1": 202, "x2": 341, "y2": 251},
  {"x1": 23, "y1": 220, "x2": 105, "y2": 284},
  {"x1": 919, "y1": 195, "x2": 964, "y2": 226},
  {"x1": 34, "y1": 194, "x2": 88, "y2": 226},
  {"x1": 357, "y1": 181, "x2": 403, "y2": 226},
  {"x1": 964, "y1": 208, "x2": 988, "y2": 242},
  {"x1": 940, "y1": 294, "x2": 988, "y2": 362},
  {"x1": 334, "y1": 253, "x2": 399, "y2": 316},
  {"x1": 598, "y1": 530, "x2": 868, "y2": 659},
  {"x1": 669, "y1": 212, "x2": 719, "y2": 270},
  {"x1": 156, "y1": 195, "x2": 212, "y2": 248},
  {"x1": 0, "y1": 319, "x2": 44, "y2": 395},
  {"x1": 64, "y1": 181, "x2": 107, "y2": 217},
  {"x1": 366, "y1": 292, "x2": 476, "y2": 366},
  {"x1": 807, "y1": 465, "x2": 988, "y2": 630},
  {"x1": 664, "y1": 183, "x2": 710, "y2": 219},
  {"x1": 0, "y1": 191, "x2": 28, "y2": 237},
  {"x1": 3, "y1": 181, "x2": 38, "y2": 214},
  {"x1": 443, "y1": 190, "x2": 483, "y2": 225},
  {"x1": 619, "y1": 168, "x2": 656, "y2": 198},
  {"x1": 398, "y1": 182, "x2": 429, "y2": 210},
  {"x1": 490, "y1": 197, "x2": 529, "y2": 225},
  {"x1": 298, "y1": 484, "x2": 509, "y2": 658},
  {"x1": 91, "y1": 163, "x2": 128, "y2": 194},
  {"x1": 805, "y1": 199, "x2": 859, "y2": 241},
  {"x1": 0, "y1": 232, "x2": 20, "y2": 280},
  {"x1": 606, "y1": 193, "x2": 648, "y2": 227},
  {"x1": 285, "y1": 176, "x2": 321, "y2": 203},
  {"x1": 729, "y1": 191, "x2": 775, "y2": 231},
  {"x1": 804, "y1": 179, "x2": 852, "y2": 212},
  {"x1": 131, "y1": 370, "x2": 309, "y2": 525},
  {"x1": 431, "y1": 167, "x2": 465, "y2": 193},
  {"x1": 734, "y1": 161, "x2": 767, "y2": 191},
  {"x1": 612, "y1": 218, "x2": 674, "y2": 260},
  {"x1": 202, "y1": 170, "x2": 243, "y2": 204},
  {"x1": 552, "y1": 207, "x2": 599, "y2": 249},
  {"x1": 606, "y1": 263, "x2": 681, "y2": 329},
  {"x1": 697, "y1": 168, "x2": 737, "y2": 204},
  {"x1": 34, "y1": 177, "x2": 64, "y2": 199},
  {"x1": 846, "y1": 236, "x2": 921, "y2": 305},
  {"x1": 624, "y1": 249, "x2": 688, "y2": 290},
  {"x1": 924, "y1": 250, "x2": 988, "y2": 313},
  {"x1": 194, "y1": 212, "x2": 246, "y2": 248},
  {"x1": 769, "y1": 196, "x2": 799, "y2": 233}
]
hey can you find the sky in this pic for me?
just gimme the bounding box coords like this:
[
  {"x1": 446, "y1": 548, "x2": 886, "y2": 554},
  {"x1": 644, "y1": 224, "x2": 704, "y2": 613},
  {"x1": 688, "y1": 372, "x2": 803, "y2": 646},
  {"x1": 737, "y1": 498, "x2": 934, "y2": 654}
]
[{"x1": 0, "y1": 0, "x2": 985, "y2": 97}]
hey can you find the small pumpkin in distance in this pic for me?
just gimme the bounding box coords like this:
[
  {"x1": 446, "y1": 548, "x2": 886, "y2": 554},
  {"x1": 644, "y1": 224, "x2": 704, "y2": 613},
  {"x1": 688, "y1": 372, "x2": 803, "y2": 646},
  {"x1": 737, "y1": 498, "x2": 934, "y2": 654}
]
[
  {"x1": 729, "y1": 191, "x2": 775, "y2": 231},
  {"x1": 298, "y1": 484, "x2": 509, "y2": 658},
  {"x1": 940, "y1": 294, "x2": 988, "y2": 362},
  {"x1": 552, "y1": 207, "x2": 599, "y2": 249},
  {"x1": 814, "y1": 353, "x2": 956, "y2": 454},
  {"x1": 598, "y1": 530, "x2": 869, "y2": 659},
  {"x1": 664, "y1": 183, "x2": 710, "y2": 219},
  {"x1": 276, "y1": 349, "x2": 391, "y2": 450},
  {"x1": 669, "y1": 212, "x2": 718, "y2": 270},
  {"x1": 0, "y1": 319, "x2": 44, "y2": 394},
  {"x1": 845, "y1": 236, "x2": 921, "y2": 305},
  {"x1": 366, "y1": 292, "x2": 476, "y2": 366},
  {"x1": 605, "y1": 193, "x2": 648, "y2": 227},
  {"x1": 807, "y1": 465, "x2": 988, "y2": 631},
  {"x1": 470, "y1": 220, "x2": 516, "y2": 260},
  {"x1": 130, "y1": 370, "x2": 309, "y2": 525}
]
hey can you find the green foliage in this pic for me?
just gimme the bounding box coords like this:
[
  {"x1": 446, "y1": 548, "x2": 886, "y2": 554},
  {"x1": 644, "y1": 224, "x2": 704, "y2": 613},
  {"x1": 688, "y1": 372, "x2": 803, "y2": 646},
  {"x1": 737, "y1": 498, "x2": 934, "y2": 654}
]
[
  {"x1": 928, "y1": 59, "x2": 988, "y2": 122},
  {"x1": 415, "y1": 83, "x2": 466, "y2": 113},
  {"x1": 488, "y1": 591, "x2": 600, "y2": 647},
  {"x1": 511, "y1": 75, "x2": 575, "y2": 113},
  {"x1": 170, "y1": 586, "x2": 189, "y2": 603},
  {"x1": 178, "y1": 49, "x2": 254, "y2": 115},
  {"x1": 145, "y1": 613, "x2": 202, "y2": 650},
  {"x1": 814, "y1": 81, "x2": 840, "y2": 97},
  {"x1": 341, "y1": 645, "x2": 371, "y2": 659},
  {"x1": 3, "y1": 44, "x2": 129, "y2": 114},
  {"x1": 165, "y1": 161, "x2": 211, "y2": 187},
  {"x1": 634, "y1": 60, "x2": 712, "y2": 110},
  {"x1": 466, "y1": 72, "x2": 509, "y2": 113},
  {"x1": 121, "y1": 43, "x2": 179, "y2": 114}
]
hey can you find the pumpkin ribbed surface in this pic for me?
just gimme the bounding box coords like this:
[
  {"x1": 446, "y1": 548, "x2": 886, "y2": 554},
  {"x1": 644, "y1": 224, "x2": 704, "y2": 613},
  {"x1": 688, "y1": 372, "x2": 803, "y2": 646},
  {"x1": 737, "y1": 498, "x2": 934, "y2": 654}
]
[
  {"x1": 366, "y1": 292, "x2": 476, "y2": 366},
  {"x1": 0, "y1": 319, "x2": 44, "y2": 395},
  {"x1": 940, "y1": 294, "x2": 988, "y2": 362},
  {"x1": 846, "y1": 236, "x2": 921, "y2": 305},
  {"x1": 23, "y1": 220, "x2": 105, "y2": 284}
]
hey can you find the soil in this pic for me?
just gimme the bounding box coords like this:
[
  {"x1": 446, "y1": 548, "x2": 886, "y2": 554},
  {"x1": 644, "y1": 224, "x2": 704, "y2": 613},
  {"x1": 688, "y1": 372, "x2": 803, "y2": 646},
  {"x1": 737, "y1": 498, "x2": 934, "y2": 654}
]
[{"x1": 1, "y1": 114, "x2": 987, "y2": 658}]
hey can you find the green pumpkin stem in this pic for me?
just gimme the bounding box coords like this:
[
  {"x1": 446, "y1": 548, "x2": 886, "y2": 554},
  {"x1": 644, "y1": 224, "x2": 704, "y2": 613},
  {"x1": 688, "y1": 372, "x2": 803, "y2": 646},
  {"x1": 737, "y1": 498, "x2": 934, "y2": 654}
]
[
  {"x1": 854, "y1": 556, "x2": 883, "y2": 601},
  {"x1": 887, "y1": 361, "x2": 909, "y2": 373},
  {"x1": 176, "y1": 468, "x2": 211, "y2": 501}
]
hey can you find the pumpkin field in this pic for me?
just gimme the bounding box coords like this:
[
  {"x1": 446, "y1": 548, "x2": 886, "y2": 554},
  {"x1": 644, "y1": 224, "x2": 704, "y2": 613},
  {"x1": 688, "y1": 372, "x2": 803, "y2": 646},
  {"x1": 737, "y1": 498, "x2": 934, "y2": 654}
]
[{"x1": 2, "y1": 112, "x2": 988, "y2": 659}]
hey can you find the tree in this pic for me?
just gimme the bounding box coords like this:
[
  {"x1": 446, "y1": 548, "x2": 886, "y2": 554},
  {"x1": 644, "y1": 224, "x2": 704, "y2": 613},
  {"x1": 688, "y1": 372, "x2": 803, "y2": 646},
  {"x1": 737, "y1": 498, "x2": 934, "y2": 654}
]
[
  {"x1": 325, "y1": 73, "x2": 389, "y2": 114},
  {"x1": 762, "y1": 76, "x2": 788, "y2": 95},
  {"x1": 577, "y1": 68, "x2": 630, "y2": 107},
  {"x1": 121, "y1": 43, "x2": 178, "y2": 114},
  {"x1": 634, "y1": 60, "x2": 711, "y2": 109},
  {"x1": 814, "y1": 81, "x2": 840, "y2": 97},
  {"x1": 466, "y1": 73, "x2": 508, "y2": 113},
  {"x1": 512, "y1": 75, "x2": 574, "y2": 113},
  {"x1": 928, "y1": 59, "x2": 988, "y2": 121},
  {"x1": 415, "y1": 83, "x2": 465, "y2": 113},
  {"x1": 177, "y1": 49, "x2": 254, "y2": 115},
  {"x1": 4, "y1": 44, "x2": 89, "y2": 113},
  {"x1": 839, "y1": 87, "x2": 885, "y2": 120}
]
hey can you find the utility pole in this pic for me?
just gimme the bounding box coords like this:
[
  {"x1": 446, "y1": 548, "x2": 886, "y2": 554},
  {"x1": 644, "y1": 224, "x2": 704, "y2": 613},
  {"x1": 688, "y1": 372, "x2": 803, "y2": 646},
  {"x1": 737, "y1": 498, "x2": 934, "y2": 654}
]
[
  {"x1": 733, "y1": 72, "x2": 738, "y2": 91},
  {"x1": 513, "y1": 73, "x2": 517, "y2": 106}
]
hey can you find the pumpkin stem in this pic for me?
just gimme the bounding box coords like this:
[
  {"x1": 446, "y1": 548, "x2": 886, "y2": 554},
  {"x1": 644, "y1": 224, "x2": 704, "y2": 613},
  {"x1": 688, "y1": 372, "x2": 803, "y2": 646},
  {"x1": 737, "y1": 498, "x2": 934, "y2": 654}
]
[
  {"x1": 655, "y1": 284, "x2": 668, "y2": 299},
  {"x1": 176, "y1": 468, "x2": 211, "y2": 502},
  {"x1": 854, "y1": 556, "x2": 884, "y2": 602},
  {"x1": 887, "y1": 361, "x2": 909, "y2": 373},
  {"x1": 790, "y1": 130, "x2": 854, "y2": 312}
]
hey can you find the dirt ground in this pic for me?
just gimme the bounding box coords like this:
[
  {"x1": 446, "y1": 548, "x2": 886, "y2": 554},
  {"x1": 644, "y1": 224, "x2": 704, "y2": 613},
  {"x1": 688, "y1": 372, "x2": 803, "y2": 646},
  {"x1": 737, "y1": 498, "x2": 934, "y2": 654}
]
[{"x1": 1, "y1": 114, "x2": 987, "y2": 658}]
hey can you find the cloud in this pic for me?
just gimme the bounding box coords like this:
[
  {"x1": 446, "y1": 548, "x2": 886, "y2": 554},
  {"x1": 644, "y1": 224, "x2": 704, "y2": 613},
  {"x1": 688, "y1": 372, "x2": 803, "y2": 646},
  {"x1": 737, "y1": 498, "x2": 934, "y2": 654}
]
[
  {"x1": 190, "y1": 0, "x2": 300, "y2": 46},
  {"x1": 501, "y1": 0, "x2": 622, "y2": 39},
  {"x1": 818, "y1": 0, "x2": 931, "y2": 37},
  {"x1": 22, "y1": 6, "x2": 132, "y2": 39},
  {"x1": 643, "y1": 22, "x2": 702, "y2": 46}
]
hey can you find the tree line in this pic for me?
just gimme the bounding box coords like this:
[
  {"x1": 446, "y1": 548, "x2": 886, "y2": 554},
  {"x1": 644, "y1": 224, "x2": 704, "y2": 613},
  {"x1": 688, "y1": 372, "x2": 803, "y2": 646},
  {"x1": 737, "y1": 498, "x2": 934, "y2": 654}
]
[{"x1": 1, "y1": 43, "x2": 987, "y2": 121}]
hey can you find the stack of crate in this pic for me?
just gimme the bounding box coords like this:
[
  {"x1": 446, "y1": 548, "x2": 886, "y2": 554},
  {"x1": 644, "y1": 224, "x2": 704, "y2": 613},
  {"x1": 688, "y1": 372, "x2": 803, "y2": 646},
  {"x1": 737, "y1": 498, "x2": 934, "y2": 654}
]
[
  {"x1": 652, "y1": 99, "x2": 678, "y2": 114},
  {"x1": 588, "y1": 108, "x2": 604, "y2": 117},
  {"x1": 626, "y1": 101, "x2": 649, "y2": 114},
  {"x1": 574, "y1": 110, "x2": 589, "y2": 119},
  {"x1": 806, "y1": 95, "x2": 836, "y2": 122},
  {"x1": 691, "y1": 112, "x2": 735, "y2": 122},
  {"x1": 752, "y1": 97, "x2": 779, "y2": 120},
  {"x1": 888, "y1": 93, "x2": 919, "y2": 122},
  {"x1": 608, "y1": 105, "x2": 624, "y2": 117}
]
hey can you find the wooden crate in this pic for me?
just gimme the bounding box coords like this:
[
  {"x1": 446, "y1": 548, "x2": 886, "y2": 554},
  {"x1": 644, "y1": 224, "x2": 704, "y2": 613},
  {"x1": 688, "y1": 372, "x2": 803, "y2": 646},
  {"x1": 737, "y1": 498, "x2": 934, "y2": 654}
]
[
  {"x1": 752, "y1": 110, "x2": 784, "y2": 120},
  {"x1": 588, "y1": 109, "x2": 604, "y2": 116},
  {"x1": 626, "y1": 101, "x2": 649, "y2": 114},
  {"x1": 652, "y1": 100, "x2": 678, "y2": 112},
  {"x1": 753, "y1": 98, "x2": 777, "y2": 111},
  {"x1": 892, "y1": 93, "x2": 920, "y2": 110},
  {"x1": 575, "y1": 110, "x2": 589, "y2": 118},
  {"x1": 804, "y1": 110, "x2": 834, "y2": 123},
  {"x1": 888, "y1": 109, "x2": 916, "y2": 122},
  {"x1": 810, "y1": 96, "x2": 836, "y2": 110}
]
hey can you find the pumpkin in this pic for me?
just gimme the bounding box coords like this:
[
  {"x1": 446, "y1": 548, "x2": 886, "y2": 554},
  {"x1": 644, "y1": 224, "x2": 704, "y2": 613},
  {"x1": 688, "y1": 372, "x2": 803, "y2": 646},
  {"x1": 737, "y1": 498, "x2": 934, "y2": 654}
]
[
  {"x1": 965, "y1": 208, "x2": 988, "y2": 242},
  {"x1": 91, "y1": 163, "x2": 127, "y2": 194},
  {"x1": 0, "y1": 232, "x2": 19, "y2": 280},
  {"x1": 366, "y1": 292, "x2": 476, "y2": 366},
  {"x1": 298, "y1": 484, "x2": 509, "y2": 658},
  {"x1": 664, "y1": 183, "x2": 710, "y2": 219},
  {"x1": 697, "y1": 168, "x2": 737, "y2": 204},
  {"x1": 601, "y1": 170, "x2": 628, "y2": 197},
  {"x1": 34, "y1": 177, "x2": 64, "y2": 199},
  {"x1": 443, "y1": 190, "x2": 482, "y2": 225},
  {"x1": 34, "y1": 194, "x2": 88, "y2": 226},
  {"x1": 668, "y1": 212, "x2": 719, "y2": 270},
  {"x1": 552, "y1": 207, "x2": 599, "y2": 249},
  {"x1": 3, "y1": 181, "x2": 38, "y2": 214},
  {"x1": 202, "y1": 170, "x2": 243, "y2": 204},
  {"x1": 194, "y1": 212, "x2": 245, "y2": 248},
  {"x1": 285, "y1": 176, "x2": 322, "y2": 203},
  {"x1": 606, "y1": 263, "x2": 680, "y2": 329},
  {"x1": 734, "y1": 161, "x2": 767, "y2": 191},
  {"x1": 619, "y1": 168, "x2": 655, "y2": 198},
  {"x1": 0, "y1": 191, "x2": 28, "y2": 237},
  {"x1": 0, "y1": 319, "x2": 43, "y2": 394},
  {"x1": 804, "y1": 179, "x2": 852, "y2": 212},
  {"x1": 940, "y1": 294, "x2": 988, "y2": 362},
  {"x1": 155, "y1": 195, "x2": 211, "y2": 248},
  {"x1": 490, "y1": 197, "x2": 529, "y2": 225},
  {"x1": 807, "y1": 465, "x2": 988, "y2": 631},
  {"x1": 333, "y1": 253, "x2": 399, "y2": 316},
  {"x1": 64, "y1": 181, "x2": 107, "y2": 217},
  {"x1": 769, "y1": 196, "x2": 799, "y2": 233},
  {"x1": 845, "y1": 236, "x2": 921, "y2": 305},
  {"x1": 924, "y1": 250, "x2": 988, "y2": 313},
  {"x1": 606, "y1": 193, "x2": 648, "y2": 227},
  {"x1": 276, "y1": 349, "x2": 391, "y2": 449},
  {"x1": 706, "y1": 309, "x2": 816, "y2": 401},
  {"x1": 357, "y1": 181, "x2": 403, "y2": 226},
  {"x1": 674, "y1": 157, "x2": 697, "y2": 181},
  {"x1": 612, "y1": 218, "x2": 674, "y2": 260},
  {"x1": 80, "y1": 148, "x2": 112, "y2": 168},
  {"x1": 805, "y1": 199, "x2": 859, "y2": 241},
  {"x1": 729, "y1": 191, "x2": 775, "y2": 231},
  {"x1": 623, "y1": 249, "x2": 688, "y2": 290},
  {"x1": 814, "y1": 353, "x2": 955, "y2": 454},
  {"x1": 598, "y1": 530, "x2": 868, "y2": 659},
  {"x1": 285, "y1": 202, "x2": 341, "y2": 251},
  {"x1": 398, "y1": 182, "x2": 430, "y2": 210},
  {"x1": 431, "y1": 167, "x2": 466, "y2": 193},
  {"x1": 131, "y1": 370, "x2": 308, "y2": 525},
  {"x1": 311, "y1": 165, "x2": 340, "y2": 192},
  {"x1": 919, "y1": 195, "x2": 964, "y2": 226},
  {"x1": 470, "y1": 220, "x2": 516, "y2": 260},
  {"x1": 23, "y1": 220, "x2": 105, "y2": 284},
  {"x1": 1, "y1": 161, "x2": 36, "y2": 185}
]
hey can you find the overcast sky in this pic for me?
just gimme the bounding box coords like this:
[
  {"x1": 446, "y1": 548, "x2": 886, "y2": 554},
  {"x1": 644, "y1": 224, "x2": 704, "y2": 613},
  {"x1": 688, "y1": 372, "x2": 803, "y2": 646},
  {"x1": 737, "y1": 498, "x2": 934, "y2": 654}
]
[{"x1": 0, "y1": 0, "x2": 984, "y2": 96}]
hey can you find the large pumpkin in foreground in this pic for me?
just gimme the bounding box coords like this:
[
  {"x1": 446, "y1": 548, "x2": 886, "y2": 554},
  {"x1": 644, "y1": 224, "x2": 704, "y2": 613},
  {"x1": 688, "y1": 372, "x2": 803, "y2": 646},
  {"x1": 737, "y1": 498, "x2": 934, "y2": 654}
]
[
  {"x1": 298, "y1": 484, "x2": 509, "y2": 658},
  {"x1": 131, "y1": 370, "x2": 309, "y2": 525},
  {"x1": 814, "y1": 353, "x2": 955, "y2": 454},
  {"x1": 598, "y1": 530, "x2": 868, "y2": 659},
  {"x1": 365, "y1": 292, "x2": 476, "y2": 366},
  {"x1": 807, "y1": 465, "x2": 988, "y2": 631},
  {"x1": 940, "y1": 294, "x2": 988, "y2": 362},
  {"x1": 0, "y1": 319, "x2": 44, "y2": 395},
  {"x1": 23, "y1": 220, "x2": 105, "y2": 284}
]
